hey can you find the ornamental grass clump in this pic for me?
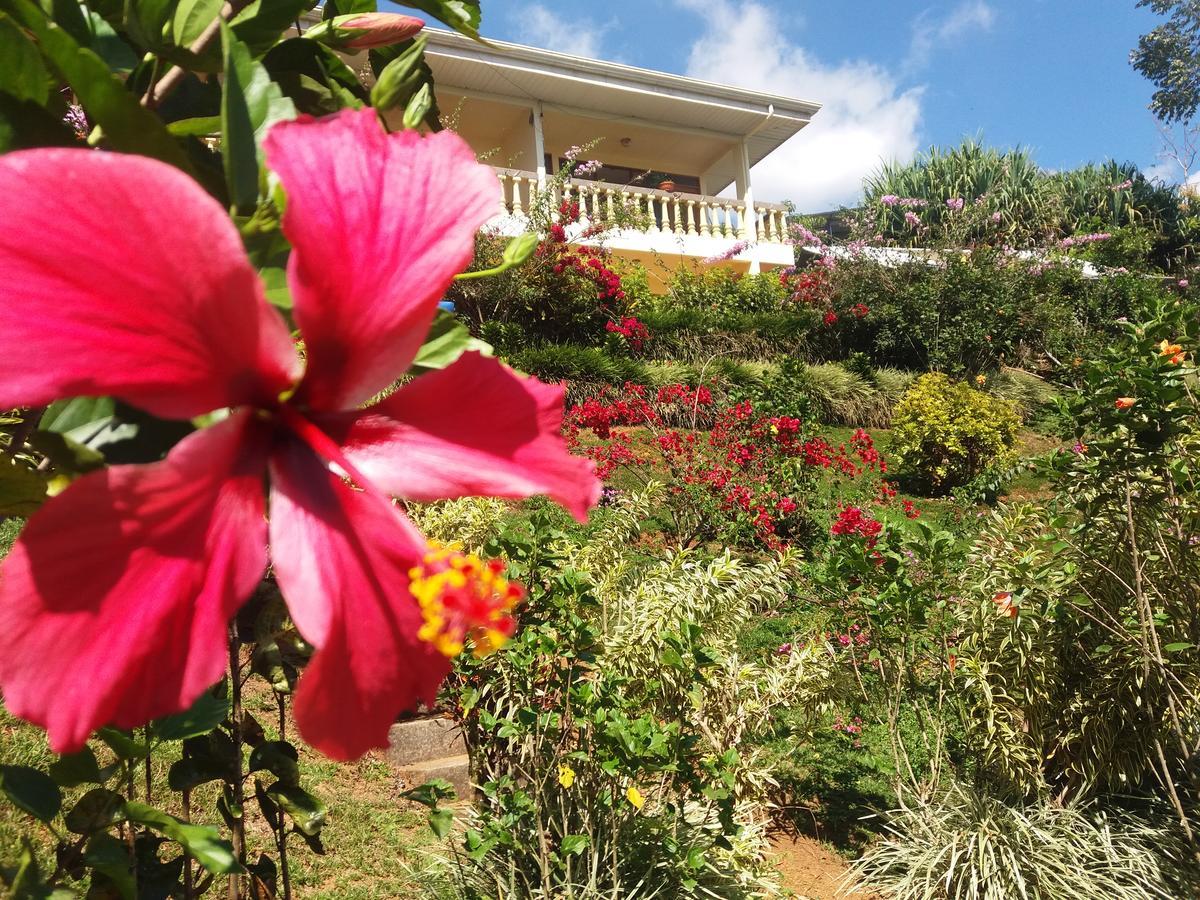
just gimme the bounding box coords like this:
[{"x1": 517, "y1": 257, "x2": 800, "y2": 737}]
[
  {"x1": 849, "y1": 784, "x2": 1198, "y2": 900},
  {"x1": 889, "y1": 373, "x2": 1019, "y2": 493}
]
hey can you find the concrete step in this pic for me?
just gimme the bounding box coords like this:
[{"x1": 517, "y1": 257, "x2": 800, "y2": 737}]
[
  {"x1": 386, "y1": 716, "x2": 465, "y2": 767},
  {"x1": 396, "y1": 753, "x2": 473, "y2": 800}
]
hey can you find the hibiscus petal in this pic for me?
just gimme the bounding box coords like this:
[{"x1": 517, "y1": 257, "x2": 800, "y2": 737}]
[
  {"x1": 264, "y1": 109, "x2": 500, "y2": 411},
  {"x1": 315, "y1": 351, "x2": 600, "y2": 521},
  {"x1": 268, "y1": 437, "x2": 450, "y2": 761},
  {"x1": 0, "y1": 150, "x2": 300, "y2": 419},
  {"x1": 0, "y1": 412, "x2": 270, "y2": 752}
]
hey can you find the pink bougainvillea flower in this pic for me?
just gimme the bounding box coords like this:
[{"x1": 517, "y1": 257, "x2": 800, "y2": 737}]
[{"x1": 0, "y1": 108, "x2": 599, "y2": 760}]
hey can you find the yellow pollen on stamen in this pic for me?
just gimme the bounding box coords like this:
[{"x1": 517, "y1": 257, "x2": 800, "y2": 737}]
[{"x1": 409, "y1": 541, "x2": 523, "y2": 659}]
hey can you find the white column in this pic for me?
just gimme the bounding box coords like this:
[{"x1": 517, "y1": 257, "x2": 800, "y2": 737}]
[
  {"x1": 737, "y1": 140, "x2": 760, "y2": 274},
  {"x1": 532, "y1": 101, "x2": 547, "y2": 189}
]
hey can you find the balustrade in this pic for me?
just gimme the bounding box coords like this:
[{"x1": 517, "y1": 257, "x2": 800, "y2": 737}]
[{"x1": 490, "y1": 167, "x2": 790, "y2": 248}]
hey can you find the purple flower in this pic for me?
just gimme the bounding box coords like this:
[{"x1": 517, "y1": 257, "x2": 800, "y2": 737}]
[
  {"x1": 1179, "y1": 279, "x2": 1190, "y2": 288},
  {"x1": 946, "y1": 197, "x2": 964, "y2": 211},
  {"x1": 991, "y1": 212, "x2": 1003, "y2": 223},
  {"x1": 904, "y1": 211, "x2": 922, "y2": 228},
  {"x1": 880, "y1": 194, "x2": 900, "y2": 207}
]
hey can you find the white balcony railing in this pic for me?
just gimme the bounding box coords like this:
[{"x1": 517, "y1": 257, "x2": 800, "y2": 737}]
[{"x1": 491, "y1": 168, "x2": 791, "y2": 247}]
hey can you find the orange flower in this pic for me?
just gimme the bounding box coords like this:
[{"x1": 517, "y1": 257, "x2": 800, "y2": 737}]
[
  {"x1": 992, "y1": 591, "x2": 1018, "y2": 618},
  {"x1": 948, "y1": 653, "x2": 958, "y2": 673},
  {"x1": 1115, "y1": 397, "x2": 1137, "y2": 410},
  {"x1": 1159, "y1": 340, "x2": 1185, "y2": 364}
]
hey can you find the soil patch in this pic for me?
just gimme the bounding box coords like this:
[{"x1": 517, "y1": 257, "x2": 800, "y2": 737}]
[{"x1": 770, "y1": 832, "x2": 876, "y2": 899}]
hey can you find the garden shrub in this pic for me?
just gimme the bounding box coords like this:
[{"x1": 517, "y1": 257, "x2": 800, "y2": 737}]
[
  {"x1": 812, "y1": 249, "x2": 1166, "y2": 375},
  {"x1": 637, "y1": 306, "x2": 818, "y2": 361},
  {"x1": 664, "y1": 266, "x2": 789, "y2": 315},
  {"x1": 413, "y1": 490, "x2": 835, "y2": 899},
  {"x1": 890, "y1": 373, "x2": 1020, "y2": 492}
]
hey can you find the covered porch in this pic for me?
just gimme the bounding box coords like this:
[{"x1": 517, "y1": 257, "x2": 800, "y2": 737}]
[{"x1": 420, "y1": 29, "x2": 819, "y2": 275}]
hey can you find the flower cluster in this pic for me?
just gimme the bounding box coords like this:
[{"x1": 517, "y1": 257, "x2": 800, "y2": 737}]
[
  {"x1": 567, "y1": 390, "x2": 892, "y2": 551},
  {"x1": 831, "y1": 505, "x2": 884, "y2": 547},
  {"x1": 541, "y1": 201, "x2": 627, "y2": 303},
  {"x1": 880, "y1": 196, "x2": 928, "y2": 208},
  {"x1": 605, "y1": 315, "x2": 650, "y2": 352},
  {"x1": 1058, "y1": 233, "x2": 1112, "y2": 248},
  {"x1": 702, "y1": 239, "x2": 751, "y2": 263},
  {"x1": 945, "y1": 197, "x2": 964, "y2": 211}
]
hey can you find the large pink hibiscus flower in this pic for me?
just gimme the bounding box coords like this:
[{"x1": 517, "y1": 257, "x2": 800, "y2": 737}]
[{"x1": 0, "y1": 108, "x2": 599, "y2": 760}]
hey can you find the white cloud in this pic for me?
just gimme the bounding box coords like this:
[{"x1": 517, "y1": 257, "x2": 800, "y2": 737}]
[
  {"x1": 512, "y1": 4, "x2": 610, "y2": 58},
  {"x1": 907, "y1": 1, "x2": 996, "y2": 71},
  {"x1": 677, "y1": 0, "x2": 923, "y2": 210}
]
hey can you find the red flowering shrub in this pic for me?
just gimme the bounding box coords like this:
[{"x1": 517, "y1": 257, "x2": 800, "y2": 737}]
[
  {"x1": 605, "y1": 315, "x2": 650, "y2": 353},
  {"x1": 566, "y1": 387, "x2": 894, "y2": 551}
]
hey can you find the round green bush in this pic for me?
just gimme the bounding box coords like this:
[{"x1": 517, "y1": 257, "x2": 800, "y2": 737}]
[{"x1": 890, "y1": 372, "x2": 1020, "y2": 492}]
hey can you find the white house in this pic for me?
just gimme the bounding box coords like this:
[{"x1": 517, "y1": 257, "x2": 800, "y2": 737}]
[{"x1": 406, "y1": 29, "x2": 820, "y2": 289}]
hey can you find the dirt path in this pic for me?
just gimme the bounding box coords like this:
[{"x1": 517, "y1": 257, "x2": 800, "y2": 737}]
[{"x1": 770, "y1": 833, "x2": 877, "y2": 899}]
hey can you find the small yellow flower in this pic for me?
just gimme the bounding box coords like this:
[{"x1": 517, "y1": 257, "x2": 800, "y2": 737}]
[
  {"x1": 558, "y1": 764, "x2": 576, "y2": 788},
  {"x1": 975, "y1": 374, "x2": 987, "y2": 386},
  {"x1": 626, "y1": 785, "x2": 645, "y2": 810}
]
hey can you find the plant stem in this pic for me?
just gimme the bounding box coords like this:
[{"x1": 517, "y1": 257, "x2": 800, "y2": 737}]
[
  {"x1": 228, "y1": 623, "x2": 246, "y2": 900},
  {"x1": 183, "y1": 787, "x2": 195, "y2": 900},
  {"x1": 141, "y1": 0, "x2": 252, "y2": 109},
  {"x1": 276, "y1": 692, "x2": 293, "y2": 900}
]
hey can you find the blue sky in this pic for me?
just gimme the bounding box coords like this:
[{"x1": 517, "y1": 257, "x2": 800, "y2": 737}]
[{"x1": 420, "y1": 0, "x2": 1180, "y2": 209}]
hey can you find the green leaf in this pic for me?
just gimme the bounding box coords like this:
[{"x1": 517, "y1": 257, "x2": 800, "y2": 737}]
[
  {"x1": 125, "y1": 801, "x2": 242, "y2": 874},
  {"x1": 84, "y1": 833, "x2": 135, "y2": 900},
  {"x1": 266, "y1": 784, "x2": 326, "y2": 836},
  {"x1": 1164, "y1": 641, "x2": 1194, "y2": 653},
  {"x1": 428, "y1": 808, "x2": 454, "y2": 839},
  {"x1": 97, "y1": 727, "x2": 150, "y2": 760},
  {"x1": 262, "y1": 37, "x2": 368, "y2": 115},
  {"x1": 559, "y1": 834, "x2": 588, "y2": 856},
  {"x1": 321, "y1": 0, "x2": 372, "y2": 18},
  {"x1": 398, "y1": 0, "x2": 480, "y2": 38},
  {"x1": 151, "y1": 688, "x2": 229, "y2": 742},
  {"x1": 410, "y1": 311, "x2": 493, "y2": 374},
  {"x1": 40, "y1": 397, "x2": 117, "y2": 436},
  {"x1": 122, "y1": 0, "x2": 177, "y2": 51},
  {"x1": 0, "y1": 457, "x2": 47, "y2": 517},
  {"x1": 230, "y1": 0, "x2": 314, "y2": 57},
  {"x1": 26, "y1": 430, "x2": 107, "y2": 476},
  {"x1": 0, "y1": 11, "x2": 51, "y2": 104},
  {"x1": 49, "y1": 748, "x2": 103, "y2": 788},
  {"x1": 248, "y1": 741, "x2": 300, "y2": 787},
  {"x1": 7, "y1": 0, "x2": 193, "y2": 173},
  {"x1": 221, "y1": 20, "x2": 296, "y2": 211},
  {"x1": 171, "y1": 0, "x2": 223, "y2": 47},
  {"x1": 401, "y1": 779, "x2": 456, "y2": 808},
  {"x1": 65, "y1": 788, "x2": 127, "y2": 834},
  {"x1": 0, "y1": 766, "x2": 62, "y2": 823},
  {"x1": 260, "y1": 265, "x2": 293, "y2": 310},
  {"x1": 167, "y1": 114, "x2": 222, "y2": 135}
]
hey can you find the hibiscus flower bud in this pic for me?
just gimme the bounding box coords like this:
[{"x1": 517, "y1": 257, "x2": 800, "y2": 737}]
[
  {"x1": 409, "y1": 543, "x2": 524, "y2": 658},
  {"x1": 370, "y1": 33, "x2": 429, "y2": 110},
  {"x1": 402, "y1": 82, "x2": 433, "y2": 130},
  {"x1": 503, "y1": 232, "x2": 540, "y2": 268},
  {"x1": 307, "y1": 12, "x2": 424, "y2": 51},
  {"x1": 1115, "y1": 397, "x2": 1137, "y2": 410}
]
